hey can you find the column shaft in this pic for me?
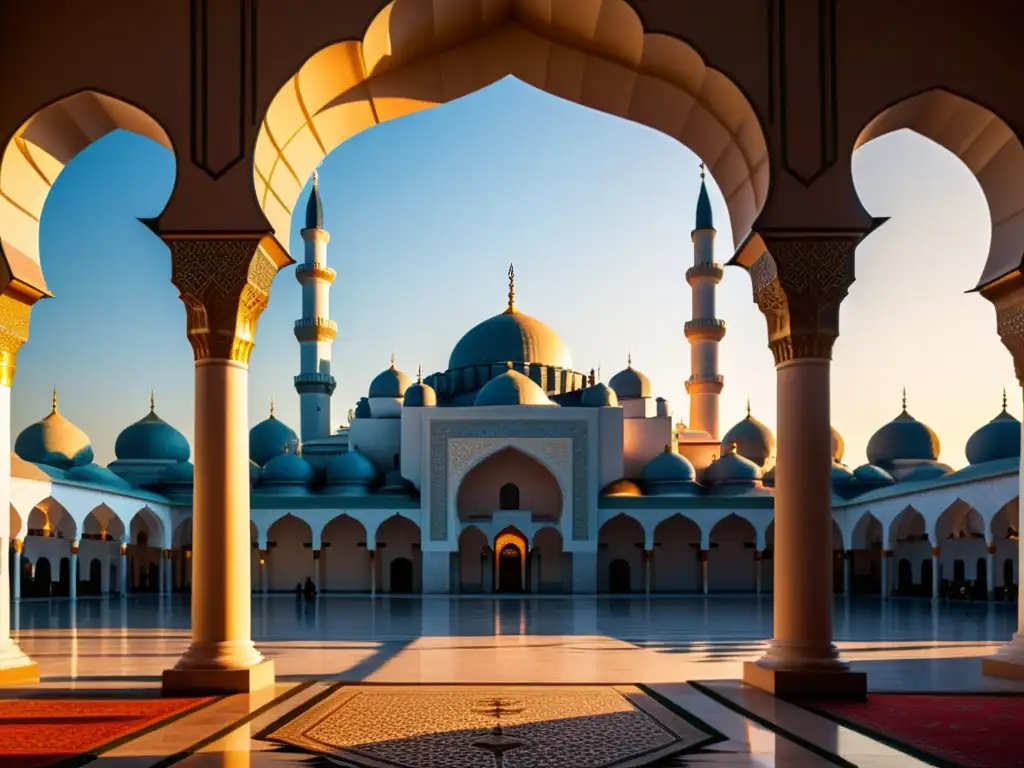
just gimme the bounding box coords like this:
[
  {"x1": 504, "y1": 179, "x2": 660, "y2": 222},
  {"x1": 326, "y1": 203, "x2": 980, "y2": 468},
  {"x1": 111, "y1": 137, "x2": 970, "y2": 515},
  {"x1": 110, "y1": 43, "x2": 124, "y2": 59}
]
[
  {"x1": 70, "y1": 549, "x2": 79, "y2": 601},
  {"x1": 987, "y1": 546, "x2": 996, "y2": 600},
  {"x1": 700, "y1": 551, "x2": 708, "y2": 594},
  {"x1": 755, "y1": 552, "x2": 762, "y2": 595},
  {"x1": 932, "y1": 551, "x2": 941, "y2": 599},
  {"x1": 843, "y1": 551, "x2": 852, "y2": 595},
  {"x1": 120, "y1": 550, "x2": 128, "y2": 596},
  {"x1": 12, "y1": 548, "x2": 21, "y2": 602},
  {"x1": 881, "y1": 551, "x2": 891, "y2": 599}
]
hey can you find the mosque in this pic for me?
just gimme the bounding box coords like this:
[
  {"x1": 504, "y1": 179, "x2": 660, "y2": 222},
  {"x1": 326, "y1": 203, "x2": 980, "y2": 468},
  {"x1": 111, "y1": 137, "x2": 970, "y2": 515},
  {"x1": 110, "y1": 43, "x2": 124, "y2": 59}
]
[{"x1": 7, "y1": 175, "x2": 1021, "y2": 600}]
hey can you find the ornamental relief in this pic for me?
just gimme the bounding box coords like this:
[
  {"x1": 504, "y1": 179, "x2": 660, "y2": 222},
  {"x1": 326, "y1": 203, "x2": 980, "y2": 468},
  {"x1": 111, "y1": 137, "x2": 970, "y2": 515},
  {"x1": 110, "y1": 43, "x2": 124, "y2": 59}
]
[{"x1": 448, "y1": 438, "x2": 572, "y2": 479}]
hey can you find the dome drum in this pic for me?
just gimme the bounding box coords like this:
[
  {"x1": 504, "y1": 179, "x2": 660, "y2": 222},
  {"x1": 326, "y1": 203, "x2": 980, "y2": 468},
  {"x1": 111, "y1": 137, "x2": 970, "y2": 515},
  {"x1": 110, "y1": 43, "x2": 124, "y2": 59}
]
[
  {"x1": 324, "y1": 449, "x2": 378, "y2": 496},
  {"x1": 257, "y1": 453, "x2": 314, "y2": 495}
]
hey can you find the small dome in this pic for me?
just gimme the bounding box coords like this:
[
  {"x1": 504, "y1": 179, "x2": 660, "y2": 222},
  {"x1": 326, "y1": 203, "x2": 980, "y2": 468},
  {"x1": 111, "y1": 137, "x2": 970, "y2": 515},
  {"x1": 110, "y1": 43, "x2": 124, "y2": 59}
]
[
  {"x1": 162, "y1": 461, "x2": 195, "y2": 486},
  {"x1": 695, "y1": 174, "x2": 714, "y2": 231},
  {"x1": 404, "y1": 368, "x2": 437, "y2": 407},
  {"x1": 369, "y1": 358, "x2": 413, "y2": 398},
  {"x1": 114, "y1": 395, "x2": 190, "y2": 462},
  {"x1": 901, "y1": 463, "x2": 953, "y2": 483},
  {"x1": 580, "y1": 383, "x2": 618, "y2": 408},
  {"x1": 853, "y1": 463, "x2": 895, "y2": 485},
  {"x1": 354, "y1": 398, "x2": 371, "y2": 419},
  {"x1": 866, "y1": 391, "x2": 940, "y2": 466},
  {"x1": 260, "y1": 452, "x2": 313, "y2": 486},
  {"x1": 325, "y1": 449, "x2": 378, "y2": 486},
  {"x1": 966, "y1": 394, "x2": 1020, "y2": 465},
  {"x1": 831, "y1": 426, "x2": 845, "y2": 462},
  {"x1": 475, "y1": 368, "x2": 556, "y2": 407},
  {"x1": 641, "y1": 448, "x2": 697, "y2": 483},
  {"x1": 721, "y1": 403, "x2": 776, "y2": 467},
  {"x1": 66, "y1": 463, "x2": 132, "y2": 490},
  {"x1": 609, "y1": 357, "x2": 652, "y2": 400},
  {"x1": 249, "y1": 401, "x2": 298, "y2": 466},
  {"x1": 832, "y1": 461, "x2": 855, "y2": 483},
  {"x1": 601, "y1": 479, "x2": 643, "y2": 497},
  {"x1": 15, "y1": 390, "x2": 94, "y2": 470},
  {"x1": 705, "y1": 442, "x2": 762, "y2": 485}
]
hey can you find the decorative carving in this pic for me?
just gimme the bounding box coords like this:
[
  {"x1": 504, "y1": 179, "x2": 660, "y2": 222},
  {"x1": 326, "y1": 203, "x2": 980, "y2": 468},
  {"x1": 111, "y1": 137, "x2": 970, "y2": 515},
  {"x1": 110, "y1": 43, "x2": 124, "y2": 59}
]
[
  {"x1": 166, "y1": 237, "x2": 284, "y2": 364},
  {"x1": 430, "y1": 421, "x2": 589, "y2": 542},
  {"x1": 984, "y1": 272, "x2": 1024, "y2": 385},
  {"x1": 0, "y1": 292, "x2": 32, "y2": 387},
  {"x1": 752, "y1": 236, "x2": 858, "y2": 364}
]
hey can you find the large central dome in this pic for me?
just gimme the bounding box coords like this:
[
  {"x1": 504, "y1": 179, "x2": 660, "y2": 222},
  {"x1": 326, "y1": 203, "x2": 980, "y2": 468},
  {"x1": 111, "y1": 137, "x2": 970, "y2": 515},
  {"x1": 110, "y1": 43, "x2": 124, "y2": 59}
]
[{"x1": 447, "y1": 266, "x2": 573, "y2": 371}]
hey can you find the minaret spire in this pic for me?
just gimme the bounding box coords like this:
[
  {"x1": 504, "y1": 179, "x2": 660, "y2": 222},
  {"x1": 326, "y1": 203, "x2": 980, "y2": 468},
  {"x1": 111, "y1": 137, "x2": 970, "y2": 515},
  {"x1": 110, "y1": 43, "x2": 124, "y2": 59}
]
[
  {"x1": 505, "y1": 263, "x2": 517, "y2": 314},
  {"x1": 149, "y1": 390, "x2": 155, "y2": 413},
  {"x1": 270, "y1": 397, "x2": 275, "y2": 418},
  {"x1": 746, "y1": 397, "x2": 751, "y2": 418},
  {"x1": 1003, "y1": 387, "x2": 1008, "y2": 411},
  {"x1": 901, "y1": 387, "x2": 907, "y2": 412},
  {"x1": 51, "y1": 386, "x2": 58, "y2": 415}
]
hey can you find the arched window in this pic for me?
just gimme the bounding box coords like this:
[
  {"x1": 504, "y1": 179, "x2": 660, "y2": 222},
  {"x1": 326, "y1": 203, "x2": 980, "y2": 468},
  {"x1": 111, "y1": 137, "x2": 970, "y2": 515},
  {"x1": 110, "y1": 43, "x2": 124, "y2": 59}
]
[{"x1": 499, "y1": 483, "x2": 520, "y2": 511}]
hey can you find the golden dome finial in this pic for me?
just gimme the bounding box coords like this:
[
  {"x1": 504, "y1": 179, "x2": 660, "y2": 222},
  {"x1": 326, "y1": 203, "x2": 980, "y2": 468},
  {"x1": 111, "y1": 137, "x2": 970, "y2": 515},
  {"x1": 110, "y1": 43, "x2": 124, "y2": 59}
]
[
  {"x1": 150, "y1": 390, "x2": 156, "y2": 413},
  {"x1": 597, "y1": 362, "x2": 602, "y2": 382},
  {"x1": 1003, "y1": 387, "x2": 1008, "y2": 411},
  {"x1": 627, "y1": 351, "x2": 633, "y2": 367},
  {"x1": 51, "y1": 386, "x2": 59, "y2": 415},
  {"x1": 270, "y1": 397, "x2": 276, "y2": 418},
  {"x1": 901, "y1": 387, "x2": 907, "y2": 412},
  {"x1": 417, "y1": 363, "x2": 423, "y2": 384},
  {"x1": 746, "y1": 397, "x2": 751, "y2": 418},
  {"x1": 728, "y1": 440, "x2": 738, "y2": 455},
  {"x1": 506, "y1": 360, "x2": 514, "y2": 370},
  {"x1": 505, "y1": 263, "x2": 517, "y2": 314},
  {"x1": 390, "y1": 350, "x2": 396, "y2": 369},
  {"x1": 699, "y1": 161, "x2": 706, "y2": 181}
]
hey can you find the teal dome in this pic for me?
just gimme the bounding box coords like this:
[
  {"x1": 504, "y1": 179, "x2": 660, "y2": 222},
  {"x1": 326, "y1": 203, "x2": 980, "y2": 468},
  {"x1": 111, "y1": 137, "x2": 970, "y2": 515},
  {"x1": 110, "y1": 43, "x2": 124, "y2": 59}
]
[
  {"x1": 369, "y1": 360, "x2": 413, "y2": 398},
  {"x1": 641, "y1": 449, "x2": 696, "y2": 483},
  {"x1": 831, "y1": 426, "x2": 845, "y2": 461},
  {"x1": 475, "y1": 369, "x2": 555, "y2": 407},
  {"x1": 15, "y1": 391, "x2": 93, "y2": 470},
  {"x1": 353, "y1": 398, "x2": 371, "y2": 419},
  {"x1": 901, "y1": 463, "x2": 953, "y2": 483},
  {"x1": 832, "y1": 461, "x2": 855, "y2": 484},
  {"x1": 721, "y1": 406, "x2": 775, "y2": 467},
  {"x1": 695, "y1": 176, "x2": 714, "y2": 231},
  {"x1": 609, "y1": 359, "x2": 652, "y2": 400},
  {"x1": 260, "y1": 452, "x2": 313, "y2": 486},
  {"x1": 66, "y1": 463, "x2": 131, "y2": 490},
  {"x1": 325, "y1": 449, "x2": 377, "y2": 490},
  {"x1": 249, "y1": 404, "x2": 298, "y2": 466},
  {"x1": 966, "y1": 399, "x2": 1020, "y2": 465},
  {"x1": 866, "y1": 394, "x2": 940, "y2": 466},
  {"x1": 705, "y1": 443, "x2": 761, "y2": 485},
  {"x1": 449, "y1": 309, "x2": 572, "y2": 371},
  {"x1": 581, "y1": 383, "x2": 618, "y2": 408},
  {"x1": 161, "y1": 461, "x2": 195, "y2": 487},
  {"x1": 404, "y1": 370, "x2": 437, "y2": 407},
  {"x1": 114, "y1": 398, "x2": 190, "y2": 462},
  {"x1": 853, "y1": 463, "x2": 895, "y2": 485}
]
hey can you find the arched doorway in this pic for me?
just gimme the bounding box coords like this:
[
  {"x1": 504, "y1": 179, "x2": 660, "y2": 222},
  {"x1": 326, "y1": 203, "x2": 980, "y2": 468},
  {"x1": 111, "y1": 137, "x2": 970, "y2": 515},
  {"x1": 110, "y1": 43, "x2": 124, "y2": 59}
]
[
  {"x1": 33, "y1": 558, "x2": 51, "y2": 597},
  {"x1": 898, "y1": 559, "x2": 913, "y2": 592},
  {"x1": 390, "y1": 558, "x2": 414, "y2": 594},
  {"x1": 493, "y1": 528, "x2": 527, "y2": 594},
  {"x1": 457, "y1": 447, "x2": 563, "y2": 524},
  {"x1": 87, "y1": 559, "x2": 102, "y2": 595},
  {"x1": 608, "y1": 559, "x2": 631, "y2": 594},
  {"x1": 499, "y1": 483, "x2": 520, "y2": 510},
  {"x1": 597, "y1": 515, "x2": 643, "y2": 593}
]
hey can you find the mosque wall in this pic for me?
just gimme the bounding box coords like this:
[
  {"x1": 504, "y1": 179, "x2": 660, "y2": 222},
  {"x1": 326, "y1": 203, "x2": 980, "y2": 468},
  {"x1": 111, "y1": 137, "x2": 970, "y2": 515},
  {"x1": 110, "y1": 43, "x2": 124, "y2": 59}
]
[
  {"x1": 399, "y1": 409, "x2": 426, "y2": 489},
  {"x1": 622, "y1": 416, "x2": 674, "y2": 478},
  {"x1": 348, "y1": 418, "x2": 402, "y2": 476},
  {"x1": 596, "y1": 408, "x2": 624, "y2": 489}
]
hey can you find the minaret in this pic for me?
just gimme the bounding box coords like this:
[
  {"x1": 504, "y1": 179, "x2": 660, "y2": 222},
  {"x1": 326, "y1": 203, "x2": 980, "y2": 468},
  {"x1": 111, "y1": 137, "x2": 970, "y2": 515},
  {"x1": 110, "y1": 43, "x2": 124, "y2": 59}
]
[
  {"x1": 294, "y1": 169, "x2": 338, "y2": 442},
  {"x1": 684, "y1": 163, "x2": 726, "y2": 439}
]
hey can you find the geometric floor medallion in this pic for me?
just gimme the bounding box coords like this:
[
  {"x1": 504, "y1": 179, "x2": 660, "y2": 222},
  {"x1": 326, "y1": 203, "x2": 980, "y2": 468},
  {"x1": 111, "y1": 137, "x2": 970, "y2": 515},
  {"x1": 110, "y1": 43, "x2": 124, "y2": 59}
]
[{"x1": 264, "y1": 685, "x2": 717, "y2": 767}]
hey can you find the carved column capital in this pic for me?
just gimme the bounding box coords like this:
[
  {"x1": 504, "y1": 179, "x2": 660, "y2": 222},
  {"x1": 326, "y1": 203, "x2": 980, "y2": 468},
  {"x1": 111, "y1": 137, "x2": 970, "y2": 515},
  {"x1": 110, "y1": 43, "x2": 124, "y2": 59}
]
[
  {"x1": 982, "y1": 271, "x2": 1024, "y2": 386},
  {"x1": 165, "y1": 236, "x2": 289, "y2": 365},
  {"x1": 751, "y1": 235, "x2": 858, "y2": 365},
  {"x1": 0, "y1": 290, "x2": 37, "y2": 387}
]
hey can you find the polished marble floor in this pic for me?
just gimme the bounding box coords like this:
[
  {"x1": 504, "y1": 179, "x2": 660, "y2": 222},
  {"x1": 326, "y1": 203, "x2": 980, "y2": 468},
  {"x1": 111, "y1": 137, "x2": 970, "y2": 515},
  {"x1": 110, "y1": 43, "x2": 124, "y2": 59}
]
[{"x1": 5, "y1": 595, "x2": 1023, "y2": 766}]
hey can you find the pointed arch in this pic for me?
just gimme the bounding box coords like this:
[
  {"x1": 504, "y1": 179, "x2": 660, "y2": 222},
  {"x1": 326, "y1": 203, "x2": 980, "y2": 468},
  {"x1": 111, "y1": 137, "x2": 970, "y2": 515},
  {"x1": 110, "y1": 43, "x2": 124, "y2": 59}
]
[
  {"x1": 652, "y1": 513, "x2": 701, "y2": 593},
  {"x1": 708, "y1": 513, "x2": 756, "y2": 593},
  {"x1": 377, "y1": 514, "x2": 422, "y2": 594},
  {"x1": 321, "y1": 514, "x2": 370, "y2": 593},
  {"x1": 457, "y1": 445, "x2": 563, "y2": 522}
]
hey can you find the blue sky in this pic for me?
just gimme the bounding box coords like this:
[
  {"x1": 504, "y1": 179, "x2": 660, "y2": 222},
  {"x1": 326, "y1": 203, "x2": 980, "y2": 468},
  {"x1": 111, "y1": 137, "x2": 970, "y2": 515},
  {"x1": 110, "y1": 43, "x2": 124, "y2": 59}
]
[{"x1": 13, "y1": 77, "x2": 1013, "y2": 468}]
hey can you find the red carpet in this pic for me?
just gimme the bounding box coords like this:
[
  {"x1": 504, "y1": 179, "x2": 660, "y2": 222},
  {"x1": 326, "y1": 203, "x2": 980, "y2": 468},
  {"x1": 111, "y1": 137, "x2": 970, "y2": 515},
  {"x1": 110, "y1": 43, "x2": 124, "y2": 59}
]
[
  {"x1": 814, "y1": 695, "x2": 1024, "y2": 768},
  {"x1": 0, "y1": 697, "x2": 213, "y2": 767}
]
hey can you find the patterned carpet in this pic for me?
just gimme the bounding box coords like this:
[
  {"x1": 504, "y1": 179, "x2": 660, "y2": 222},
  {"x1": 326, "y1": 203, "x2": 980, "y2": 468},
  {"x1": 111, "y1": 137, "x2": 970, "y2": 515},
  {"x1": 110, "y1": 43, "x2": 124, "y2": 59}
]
[
  {"x1": 0, "y1": 697, "x2": 213, "y2": 767},
  {"x1": 812, "y1": 694, "x2": 1024, "y2": 768}
]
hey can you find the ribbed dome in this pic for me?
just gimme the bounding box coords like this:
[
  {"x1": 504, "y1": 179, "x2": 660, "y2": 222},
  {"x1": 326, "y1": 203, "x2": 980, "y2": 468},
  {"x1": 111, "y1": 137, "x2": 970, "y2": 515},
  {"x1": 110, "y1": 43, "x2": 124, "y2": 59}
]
[
  {"x1": 260, "y1": 452, "x2": 313, "y2": 486},
  {"x1": 721, "y1": 404, "x2": 775, "y2": 467},
  {"x1": 966, "y1": 395, "x2": 1020, "y2": 465},
  {"x1": 66, "y1": 463, "x2": 131, "y2": 490},
  {"x1": 114, "y1": 395, "x2": 190, "y2": 462},
  {"x1": 475, "y1": 368, "x2": 555, "y2": 407},
  {"x1": 448, "y1": 311, "x2": 573, "y2": 371},
  {"x1": 162, "y1": 461, "x2": 195, "y2": 486},
  {"x1": 866, "y1": 393, "x2": 940, "y2": 466},
  {"x1": 403, "y1": 368, "x2": 437, "y2": 407},
  {"x1": 15, "y1": 390, "x2": 94, "y2": 470},
  {"x1": 853, "y1": 463, "x2": 895, "y2": 484},
  {"x1": 901, "y1": 463, "x2": 953, "y2": 483},
  {"x1": 601, "y1": 478, "x2": 643, "y2": 497},
  {"x1": 325, "y1": 449, "x2": 377, "y2": 487},
  {"x1": 831, "y1": 426, "x2": 845, "y2": 462},
  {"x1": 609, "y1": 357, "x2": 652, "y2": 400},
  {"x1": 705, "y1": 443, "x2": 762, "y2": 485},
  {"x1": 249, "y1": 401, "x2": 298, "y2": 467},
  {"x1": 369, "y1": 358, "x2": 413, "y2": 399},
  {"x1": 641, "y1": 448, "x2": 697, "y2": 483},
  {"x1": 580, "y1": 382, "x2": 619, "y2": 408}
]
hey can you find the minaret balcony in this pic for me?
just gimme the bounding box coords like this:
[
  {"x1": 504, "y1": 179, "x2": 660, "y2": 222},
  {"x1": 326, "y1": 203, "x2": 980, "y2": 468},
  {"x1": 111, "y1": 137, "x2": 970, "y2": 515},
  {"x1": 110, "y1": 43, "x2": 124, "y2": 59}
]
[
  {"x1": 294, "y1": 318, "x2": 338, "y2": 343},
  {"x1": 295, "y1": 263, "x2": 337, "y2": 285},
  {"x1": 685, "y1": 373, "x2": 725, "y2": 394},
  {"x1": 684, "y1": 318, "x2": 726, "y2": 341},
  {"x1": 294, "y1": 372, "x2": 337, "y2": 396},
  {"x1": 686, "y1": 263, "x2": 724, "y2": 285}
]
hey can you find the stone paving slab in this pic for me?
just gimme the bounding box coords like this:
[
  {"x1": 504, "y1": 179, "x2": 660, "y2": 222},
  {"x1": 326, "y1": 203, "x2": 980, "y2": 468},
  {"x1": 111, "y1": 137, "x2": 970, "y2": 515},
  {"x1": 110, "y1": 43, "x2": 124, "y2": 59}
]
[{"x1": 263, "y1": 684, "x2": 717, "y2": 767}]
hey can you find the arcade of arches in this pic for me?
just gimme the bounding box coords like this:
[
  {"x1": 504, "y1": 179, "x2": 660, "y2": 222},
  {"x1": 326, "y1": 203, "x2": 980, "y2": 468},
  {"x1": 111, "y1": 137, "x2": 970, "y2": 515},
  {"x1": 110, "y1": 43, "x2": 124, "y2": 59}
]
[{"x1": 1, "y1": 0, "x2": 1024, "y2": 701}]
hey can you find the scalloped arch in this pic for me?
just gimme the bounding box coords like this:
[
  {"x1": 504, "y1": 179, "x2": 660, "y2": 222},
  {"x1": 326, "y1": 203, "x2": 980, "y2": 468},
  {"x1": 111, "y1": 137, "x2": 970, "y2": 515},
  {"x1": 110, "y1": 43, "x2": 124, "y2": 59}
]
[{"x1": 255, "y1": 0, "x2": 768, "y2": 252}]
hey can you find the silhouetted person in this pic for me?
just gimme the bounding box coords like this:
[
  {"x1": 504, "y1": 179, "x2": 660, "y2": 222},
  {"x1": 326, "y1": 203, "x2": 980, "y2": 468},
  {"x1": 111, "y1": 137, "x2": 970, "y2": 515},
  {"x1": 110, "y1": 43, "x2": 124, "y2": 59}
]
[
  {"x1": 303, "y1": 576, "x2": 317, "y2": 600},
  {"x1": 295, "y1": 582, "x2": 303, "y2": 598}
]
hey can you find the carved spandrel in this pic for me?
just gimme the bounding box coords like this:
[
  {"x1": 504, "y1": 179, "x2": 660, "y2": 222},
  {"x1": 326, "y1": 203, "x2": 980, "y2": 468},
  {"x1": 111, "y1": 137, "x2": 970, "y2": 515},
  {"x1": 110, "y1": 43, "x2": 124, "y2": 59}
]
[
  {"x1": 752, "y1": 237, "x2": 857, "y2": 364},
  {"x1": 983, "y1": 272, "x2": 1024, "y2": 385},
  {"x1": 166, "y1": 238, "x2": 282, "y2": 364}
]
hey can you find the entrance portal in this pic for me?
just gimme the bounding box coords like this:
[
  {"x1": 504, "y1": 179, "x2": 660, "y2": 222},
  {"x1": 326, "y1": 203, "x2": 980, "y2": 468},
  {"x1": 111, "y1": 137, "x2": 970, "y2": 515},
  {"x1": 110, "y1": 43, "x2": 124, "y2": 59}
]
[
  {"x1": 609, "y1": 559, "x2": 631, "y2": 594},
  {"x1": 390, "y1": 557, "x2": 414, "y2": 594},
  {"x1": 498, "y1": 544, "x2": 523, "y2": 593}
]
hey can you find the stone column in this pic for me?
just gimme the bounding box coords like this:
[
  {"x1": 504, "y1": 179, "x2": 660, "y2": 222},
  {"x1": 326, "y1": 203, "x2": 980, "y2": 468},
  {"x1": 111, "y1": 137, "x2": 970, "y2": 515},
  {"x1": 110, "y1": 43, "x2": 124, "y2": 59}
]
[
  {"x1": 12, "y1": 541, "x2": 22, "y2": 603},
  {"x1": 259, "y1": 550, "x2": 268, "y2": 594},
  {"x1": 644, "y1": 550, "x2": 652, "y2": 595},
  {"x1": 161, "y1": 236, "x2": 289, "y2": 694},
  {"x1": 931, "y1": 547, "x2": 941, "y2": 599},
  {"x1": 312, "y1": 550, "x2": 321, "y2": 595},
  {"x1": 843, "y1": 550, "x2": 852, "y2": 595},
  {"x1": 740, "y1": 235, "x2": 866, "y2": 699},
  {"x1": 984, "y1": 273, "x2": 1024, "y2": 678},
  {"x1": 120, "y1": 545, "x2": 128, "y2": 596},
  {"x1": 699, "y1": 550, "x2": 709, "y2": 594},
  {"x1": 160, "y1": 549, "x2": 170, "y2": 595},
  {"x1": 755, "y1": 550, "x2": 763, "y2": 595},
  {"x1": 0, "y1": 290, "x2": 40, "y2": 684},
  {"x1": 987, "y1": 544, "x2": 997, "y2": 600},
  {"x1": 881, "y1": 550, "x2": 892, "y2": 598},
  {"x1": 369, "y1": 550, "x2": 376, "y2": 596},
  {"x1": 69, "y1": 542, "x2": 79, "y2": 602}
]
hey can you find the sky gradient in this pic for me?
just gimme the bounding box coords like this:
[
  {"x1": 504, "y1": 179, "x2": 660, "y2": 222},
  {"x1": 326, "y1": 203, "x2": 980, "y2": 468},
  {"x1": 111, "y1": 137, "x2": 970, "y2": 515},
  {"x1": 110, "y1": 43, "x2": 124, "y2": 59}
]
[{"x1": 12, "y1": 77, "x2": 1013, "y2": 469}]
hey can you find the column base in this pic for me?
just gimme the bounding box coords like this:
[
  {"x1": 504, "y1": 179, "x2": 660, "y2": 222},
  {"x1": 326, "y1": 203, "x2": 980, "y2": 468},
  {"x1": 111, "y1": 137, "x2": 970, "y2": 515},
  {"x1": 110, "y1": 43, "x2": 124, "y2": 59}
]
[
  {"x1": 162, "y1": 659, "x2": 275, "y2": 695},
  {"x1": 0, "y1": 661, "x2": 39, "y2": 686},
  {"x1": 743, "y1": 661, "x2": 866, "y2": 700}
]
